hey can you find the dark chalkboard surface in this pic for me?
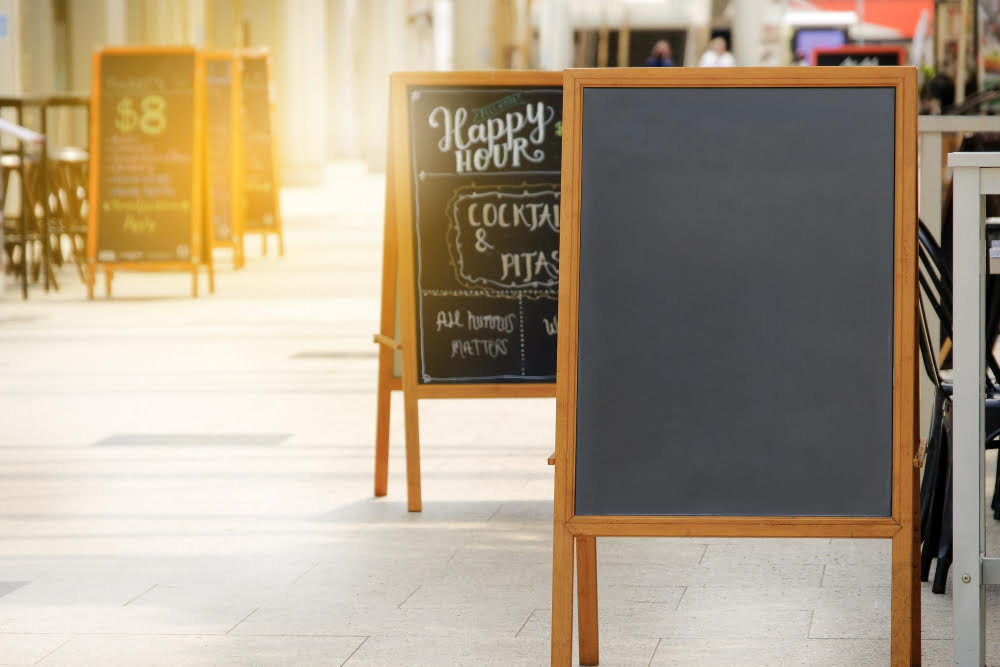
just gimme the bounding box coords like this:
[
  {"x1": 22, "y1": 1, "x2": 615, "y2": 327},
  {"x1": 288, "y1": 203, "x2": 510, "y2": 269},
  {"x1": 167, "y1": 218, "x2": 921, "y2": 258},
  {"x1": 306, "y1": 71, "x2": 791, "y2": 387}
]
[
  {"x1": 573, "y1": 86, "x2": 896, "y2": 517},
  {"x1": 241, "y1": 54, "x2": 277, "y2": 231},
  {"x1": 95, "y1": 50, "x2": 198, "y2": 263},
  {"x1": 406, "y1": 85, "x2": 562, "y2": 384},
  {"x1": 205, "y1": 57, "x2": 235, "y2": 244}
]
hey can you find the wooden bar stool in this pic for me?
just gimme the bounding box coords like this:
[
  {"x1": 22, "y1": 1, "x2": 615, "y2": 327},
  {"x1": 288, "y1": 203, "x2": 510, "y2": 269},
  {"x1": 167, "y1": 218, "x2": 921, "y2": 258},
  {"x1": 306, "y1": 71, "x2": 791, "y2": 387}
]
[{"x1": 1, "y1": 153, "x2": 38, "y2": 286}]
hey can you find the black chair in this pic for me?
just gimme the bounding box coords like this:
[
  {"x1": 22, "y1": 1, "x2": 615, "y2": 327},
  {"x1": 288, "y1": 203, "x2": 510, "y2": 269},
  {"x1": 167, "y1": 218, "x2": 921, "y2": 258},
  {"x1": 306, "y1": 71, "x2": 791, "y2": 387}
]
[{"x1": 918, "y1": 219, "x2": 1000, "y2": 592}]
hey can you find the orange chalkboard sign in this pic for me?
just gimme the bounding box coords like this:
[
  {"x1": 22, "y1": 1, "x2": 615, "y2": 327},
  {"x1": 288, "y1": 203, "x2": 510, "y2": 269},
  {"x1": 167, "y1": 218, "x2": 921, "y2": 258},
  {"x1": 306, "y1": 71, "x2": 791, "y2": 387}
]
[
  {"x1": 238, "y1": 49, "x2": 283, "y2": 257},
  {"x1": 88, "y1": 46, "x2": 214, "y2": 298}
]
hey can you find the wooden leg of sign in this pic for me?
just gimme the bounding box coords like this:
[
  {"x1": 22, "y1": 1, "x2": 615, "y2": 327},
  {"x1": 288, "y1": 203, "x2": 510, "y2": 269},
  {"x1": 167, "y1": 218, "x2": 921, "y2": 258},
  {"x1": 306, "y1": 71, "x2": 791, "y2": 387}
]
[
  {"x1": 191, "y1": 268, "x2": 198, "y2": 298},
  {"x1": 374, "y1": 374, "x2": 392, "y2": 497},
  {"x1": 891, "y1": 522, "x2": 920, "y2": 665},
  {"x1": 403, "y1": 388, "x2": 421, "y2": 512},
  {"x1": 577, "y1": 535, "x2": 599, "y2": 665},
  {"x1": 551, "y1": 522, "x2": 575, "y2": 666},
  {"x1": 207, "y1": 263, "x2": 215, "y2": 294},
  {"x1": 104, "y1": 269, "x2": 112, "y2": 298},
  {"x1": 890, "y1": 310, "x2": 921, "y2": 666},
  {"x1": 277, "y1": 231, "x2": 285, "y2": 257},
  {"x1": 86, "y1": 264, "x2": 94, "y2": 300},
  {"x1": 891, "y1": 401, "x2": 921, "y2": 665},
  {"x1": 262, "y1": 234, "x2": 268, "y2": 257},
  {"x1": 237, "y1": 238, "x2": 245, "y2": 269}
]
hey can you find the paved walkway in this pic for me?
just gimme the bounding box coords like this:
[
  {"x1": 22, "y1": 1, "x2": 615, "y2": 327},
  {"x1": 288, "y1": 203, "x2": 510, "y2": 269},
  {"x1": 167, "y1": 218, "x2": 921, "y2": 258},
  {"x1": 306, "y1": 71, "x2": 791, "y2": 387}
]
[{"x1": 0, "y1": 163, "x2": 992, "y2": 665}]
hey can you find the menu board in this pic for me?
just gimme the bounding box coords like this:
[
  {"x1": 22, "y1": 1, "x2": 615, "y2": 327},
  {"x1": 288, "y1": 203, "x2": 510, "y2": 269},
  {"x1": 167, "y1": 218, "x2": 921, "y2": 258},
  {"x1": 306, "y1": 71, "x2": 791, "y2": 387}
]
[
  {"x1": 241, "y1": 55, "x2": 277, "y2": 231},
  {"x1": 204, "y1": 57, "x2": 235, "y2": 243},
  {"x1": 94, "y1": 50, "x2": 198, "y2": 263},
  {"x1": 406, "y1": 86, "x2": 562, "y2": 384},
  {"x1": 813, "y1": 46, "x2": 905, "y2": 66}
]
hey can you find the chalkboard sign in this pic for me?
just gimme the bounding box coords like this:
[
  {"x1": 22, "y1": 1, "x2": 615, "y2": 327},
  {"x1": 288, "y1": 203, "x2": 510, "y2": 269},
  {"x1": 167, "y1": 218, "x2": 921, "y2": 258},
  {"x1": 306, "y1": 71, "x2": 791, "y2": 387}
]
[
  {"x1": 203, "y1": 51, "x2": 244, "y2": 268},
  {"x1": 240, "y1": 52, "x2": 281, "y2": 245},
  {"x1": 88, "y1": 47, "x2": 212, "y2": 299},
  {"x1": 404, "y1": 84, "x2": 561, "y2": 383},
  {"x1": 375, "y1": 72, "x2": 561, "y2": 512},
  {"x1": 91, "y1": 48, "x2": 200, "y2": 264},
  {"x1": 813, "y1": 45, "x2": 906, "y2": 66},
  {"x1": 550, "y1": 68, "x2": 919, "y2": 665}
]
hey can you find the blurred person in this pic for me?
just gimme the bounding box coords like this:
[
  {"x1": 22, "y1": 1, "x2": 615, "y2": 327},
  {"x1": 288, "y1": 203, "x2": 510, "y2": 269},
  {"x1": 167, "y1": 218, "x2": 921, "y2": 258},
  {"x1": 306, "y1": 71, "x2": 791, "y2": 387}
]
[
  {"x1": 699, "y1": 37, "x2": 734, "y2": 67},
  {"x1": 793, "y1": 49, "x2": 810, "y2": 66},
  {"x1": 920, "y1": 74, "x2": 955, "y2": 114},
  {"x1": 644, "y1": 40, "x2": 675, "y2": 67}
]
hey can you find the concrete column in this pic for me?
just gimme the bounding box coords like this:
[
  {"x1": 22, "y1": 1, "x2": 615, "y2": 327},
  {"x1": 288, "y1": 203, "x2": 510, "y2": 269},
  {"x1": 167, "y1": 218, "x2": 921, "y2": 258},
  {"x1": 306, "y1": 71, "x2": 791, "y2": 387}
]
[
  {"x1": 537, "y1": 0, "x2": 571, "y2": 71},
  {"x1": 432, "y1": 0, "x2": 454, "y2": 71},
  {"x1": 276, "y1": 0, "x2": 328, "y2": 184},
  {"x1": 732, "y1": 0, "x2": 764, "y2": 66},
  {"x1": 355, "y1": 0, "x2": 406, "y2": 171},
  {"x1": 327, "y1": 0, "x2": 359, "y2": 158},
  {"x1": 452, "y1": 0, "x2": 491, "y2": 69}
]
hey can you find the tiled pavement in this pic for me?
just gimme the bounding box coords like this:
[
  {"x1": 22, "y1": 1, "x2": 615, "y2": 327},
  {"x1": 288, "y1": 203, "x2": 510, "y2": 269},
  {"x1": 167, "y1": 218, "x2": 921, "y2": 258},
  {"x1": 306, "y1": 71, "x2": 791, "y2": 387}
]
[{"x1": 0, "y1": 162, "x2": 996, "y2": 665}]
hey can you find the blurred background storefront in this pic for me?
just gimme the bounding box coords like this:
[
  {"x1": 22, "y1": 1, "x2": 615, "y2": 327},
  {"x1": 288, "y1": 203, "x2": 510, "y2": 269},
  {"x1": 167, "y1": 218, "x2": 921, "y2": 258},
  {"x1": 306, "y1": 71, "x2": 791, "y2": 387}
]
[{"x1": 0, "y1": 0, "x2": 965, "y2": 183}]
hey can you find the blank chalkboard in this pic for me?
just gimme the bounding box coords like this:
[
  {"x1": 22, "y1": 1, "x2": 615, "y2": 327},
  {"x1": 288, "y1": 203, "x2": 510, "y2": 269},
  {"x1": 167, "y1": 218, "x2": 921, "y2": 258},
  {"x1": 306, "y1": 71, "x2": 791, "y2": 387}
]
[
  {"x1": 94, "y1": 51, "x2": 197, "y2": 263},
  {"x1": 406, "y1": 85, "x2": 562, "y2": 384},
  {"x1": 573, "y1": 86, "x2": 896, "y2": 517}
]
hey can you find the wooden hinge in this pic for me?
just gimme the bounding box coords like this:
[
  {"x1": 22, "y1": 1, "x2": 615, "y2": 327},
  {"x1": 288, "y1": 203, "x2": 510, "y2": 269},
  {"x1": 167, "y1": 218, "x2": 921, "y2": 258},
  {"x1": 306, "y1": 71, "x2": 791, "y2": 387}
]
[{"x1": 914, "y1": 438, "x2": 928, "y2": 468}]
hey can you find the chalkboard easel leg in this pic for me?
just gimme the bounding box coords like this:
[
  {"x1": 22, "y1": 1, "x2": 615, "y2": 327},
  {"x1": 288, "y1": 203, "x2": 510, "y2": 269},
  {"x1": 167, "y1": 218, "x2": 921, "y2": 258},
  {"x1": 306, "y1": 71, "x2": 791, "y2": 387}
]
[
  {"x1": 207, "y1": 263, "x2": 215, "y2": 294},
  {"x1": 191, "y1": 268, "x2": 198, "y2": 298},
  {"x1": 403, "y1": 389, "x2": 421, "y2": 512},
  {"x1": 86, "y1": 264, "x2": 95, "y2": 300},
  {"x1": 576, "y1": 535, "x2": 599, "y2": 665},
  {"x1": 373, "y1": 375, "x2": 391, "y2": 497},
  {"x1": 277, "y1": 231, "x2": 284, "y2": 257},
  {"x1": 104, "y1": 269, "x2": 112, "y2": 298},
  {"x1": 550, "y1": 523, "x2": 574, "y2": 666},
  {"x1": 890, "y1": 469, "x2": 921, "y2": 665}
]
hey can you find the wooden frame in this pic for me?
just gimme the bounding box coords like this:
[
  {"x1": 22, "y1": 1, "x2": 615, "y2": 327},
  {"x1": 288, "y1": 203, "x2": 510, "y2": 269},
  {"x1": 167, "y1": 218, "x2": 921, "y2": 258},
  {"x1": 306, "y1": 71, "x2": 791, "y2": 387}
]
[
  {"x1": 201, "y1": 50, "x2": 245, "y2": 270},
  {"x1": 236, "y1": 49, "x2": 284, "y2": 258},
  {"x1": 375, "y1": 71, "x2": 562, "y2": 513},
  {"x1": 551, "y1": 67, "x2": 919, "y2": 666},
  {"x1": 811, "y1": 44, "x2": 909, "y2": 67},
  {"x1": 87, "y1": 46, "x2": 213, "y2": 299}
]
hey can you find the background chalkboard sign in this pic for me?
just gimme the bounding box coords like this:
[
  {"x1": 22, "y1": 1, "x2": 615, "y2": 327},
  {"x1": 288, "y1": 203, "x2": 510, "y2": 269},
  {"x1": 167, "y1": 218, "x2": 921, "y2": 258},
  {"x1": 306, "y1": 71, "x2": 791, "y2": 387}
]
[
  {"x1": 203, "y1": 52, "x2": 244, "y2": 268},
  {"x1": 813, "y1": 45, "x2": 906, "y2": 66},
  {"x1": 406, "y1": 85, "x2": 561, "y2": 384},
  {"x1": 240, "y1": 53, "x2": 281, "y2": 246},
  {"x1": 375, "y1": 72, "x2": 561, "y2": 512},
  {"x1": 88, "y1": 47, "x2": 212, "y2": 299},
  {"x1": 550, "y1": 67, "x2": 919, "y2": 666},
  {"x1": 205, "y1": 57, "x2": 234, "y2": 243},
  {"x1": 93, "y1": 49, "x2": 198, "y2": 264}
]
